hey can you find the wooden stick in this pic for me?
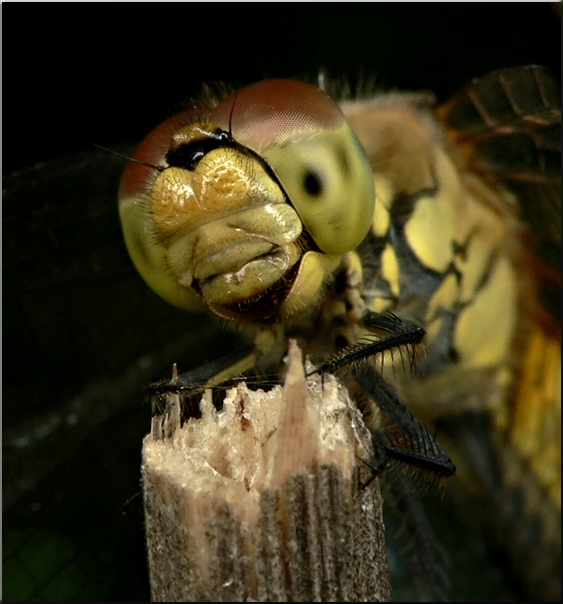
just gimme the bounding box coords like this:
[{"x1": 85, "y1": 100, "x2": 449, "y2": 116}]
[{"x1": 142, "y1": 340, "x2": 391, "y2": 602}]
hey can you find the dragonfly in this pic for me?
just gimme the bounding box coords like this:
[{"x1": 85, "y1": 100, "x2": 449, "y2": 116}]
[
  {"x1": 3, "y1": 67, "x2": 560, "y2": 603},
  {"x1": 122, "y1": 68, "x2": 560, "y2": 601}
]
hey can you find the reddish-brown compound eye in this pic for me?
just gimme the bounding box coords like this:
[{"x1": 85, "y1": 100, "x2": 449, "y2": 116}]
[
  {"x1": 211, "y1": 80, "x2": 375, "y2": 255},
  {"x1": 119, "y1": 110, "x2": 197, "y2": 203},
  {"x1": 210, "y1": 80, "x2": 346, "y2": 153}
]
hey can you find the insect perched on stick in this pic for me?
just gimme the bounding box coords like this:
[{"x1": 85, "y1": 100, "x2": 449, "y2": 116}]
[{"x1": 119, "y1": 67, "x2": 560, "y2": 601}]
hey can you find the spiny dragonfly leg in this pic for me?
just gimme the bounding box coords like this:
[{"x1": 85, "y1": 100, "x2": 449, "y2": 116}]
[
  {"x1": 354, "y1": 364, "x2": 455, "y2": 478},
  {"x1": 308, "y1": 310, "x2": 454, "y2": 479},
  {"x1": 146, "y1": 345, "x2": 257, "y2": 417},
  {"x1": 308, "y1": 310, "x2": 425, "y2": 377}
]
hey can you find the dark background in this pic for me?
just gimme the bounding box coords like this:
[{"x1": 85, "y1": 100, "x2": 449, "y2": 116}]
[
  {"x1": 3, "y1": 4, "x2": 561, "y2": 602},
  {"x1": 6, "y1": 4, "x2": 561, "y2": 173}
]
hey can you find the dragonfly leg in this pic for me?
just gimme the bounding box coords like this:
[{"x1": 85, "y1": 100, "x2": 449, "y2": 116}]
[
  {"x1": 354, "y1": 364, "x2": 455, "y2": 478},
  {"x1": 309, "y1": 310, "x2": 455, "y2": 479},
  {"x1": 308, "y1": 310, "x2": 425, "y2": 376},
  {"x1": 146, "y1": 345, "x2": 258, "y2": 419}
]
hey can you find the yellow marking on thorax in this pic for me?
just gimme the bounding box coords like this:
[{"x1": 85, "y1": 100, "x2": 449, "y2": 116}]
[
  {"x1": 381, "y1": 243, "x2": 400, "y2": 297},
  {"x1": 372, "y1": 175, "x2": 393, "y2": 237},
  {"x1": 369, "y1": 297, "x2": 394, "y2": 314},
  {"x1": 454, "y1": 255, "x2": 518, "y2": 368},
  {"x1": 403, "y1": 149, "x2": 460, "y2": 273}
]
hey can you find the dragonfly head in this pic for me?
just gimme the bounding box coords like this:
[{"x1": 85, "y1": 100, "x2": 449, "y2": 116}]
[{"x1": 119, "y1": 79, "x2": 374, "y2": 324}]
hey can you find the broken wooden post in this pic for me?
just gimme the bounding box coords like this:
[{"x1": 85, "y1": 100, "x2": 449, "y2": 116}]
[{"x1": 142, "y1": 340, "x2": 391, "y2": 601}]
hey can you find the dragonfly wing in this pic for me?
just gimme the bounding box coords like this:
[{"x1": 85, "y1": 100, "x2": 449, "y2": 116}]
[{"x1": 439, "y1": 65, "x2": 561, "y2": 317}]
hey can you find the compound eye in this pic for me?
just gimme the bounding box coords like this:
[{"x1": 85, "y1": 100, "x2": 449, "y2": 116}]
[
  {"x1": 119, "y1": 110, "x2": 198, "y2": 202},
  {"x1": 211, "y1": 80, "x2": 375, "y2": 255}
]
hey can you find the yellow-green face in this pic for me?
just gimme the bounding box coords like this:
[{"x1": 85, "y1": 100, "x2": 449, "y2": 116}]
[{"x1": 118, "y1": 80, "x2": 374, "y2": 323}]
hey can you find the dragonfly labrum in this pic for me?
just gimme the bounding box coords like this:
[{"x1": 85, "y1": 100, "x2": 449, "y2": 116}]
[{"x1": 118, "y1": 69, "x2": 560, "y2": 601}]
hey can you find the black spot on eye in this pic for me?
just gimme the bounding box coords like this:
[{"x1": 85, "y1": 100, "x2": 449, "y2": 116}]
[{"x1": 303, "y1": 170, "x2": 323, "y2": 196}]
